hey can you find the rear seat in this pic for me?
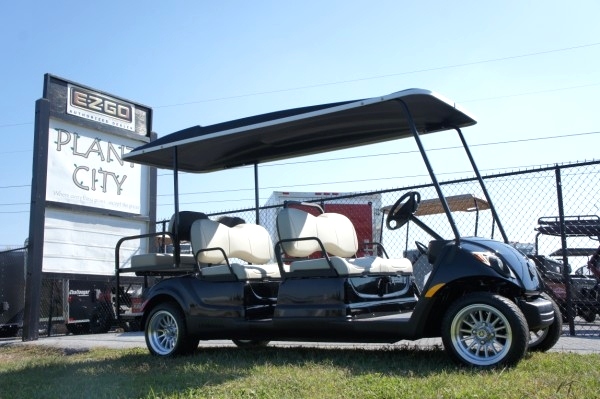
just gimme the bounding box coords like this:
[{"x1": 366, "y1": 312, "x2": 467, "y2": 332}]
[
  {"x1": 129, "y1": 211, "x2": 206, "y2": 273},
  {"x1": 276, "y1": 208, "x2": 412, "y2": 276},
  {"x1": 190, "y1": 218, "x2": 281, "y2": 281}
]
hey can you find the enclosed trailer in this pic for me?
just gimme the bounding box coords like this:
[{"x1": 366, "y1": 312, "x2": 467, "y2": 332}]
[{"x1": 0, "y1": 249, "x2": 25, "y2": 337}]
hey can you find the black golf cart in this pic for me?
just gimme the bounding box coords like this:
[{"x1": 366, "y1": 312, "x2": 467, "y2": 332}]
[{"x1": 115, "y1": 89, "x2": 558, "y2": 368}]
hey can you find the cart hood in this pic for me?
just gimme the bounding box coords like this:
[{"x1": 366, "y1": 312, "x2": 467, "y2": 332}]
[{"x1": 124, "y1": 88, "x2": 476, "y2": 173}]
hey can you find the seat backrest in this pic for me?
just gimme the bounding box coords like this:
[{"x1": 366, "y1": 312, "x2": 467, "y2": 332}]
[
  {"x1": 230, "y1": 224, "x2": 274, "y2": 263},
  {"x1": 190, "y1": 219, "x2": 274, "y2": 264},
  {"x1": 168, "y1": 211, "x2": 208, "y2": 242},
  {"x1": 276, "y1": 208, "x2": 358, "y2": 258}
]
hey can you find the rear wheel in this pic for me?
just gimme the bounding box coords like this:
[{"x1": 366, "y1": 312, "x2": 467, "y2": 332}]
[
  {"x1": 145, "y1": 303, "x2": 197, "y2": 356},
  {"x1": 529, "y1": 294, "x2": 562, "y2": 352},
  {"x1": 442, "y1": 293, "x2": 528, "y2": 368},
  {"x1": 89, "y1": 305, "x2": 113, "y2": 334}
]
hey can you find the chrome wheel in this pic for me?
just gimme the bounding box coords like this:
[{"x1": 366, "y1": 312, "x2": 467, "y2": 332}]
[
  {"x1": 529, "y1": 327, "x2": 549, "y2": 347},
  {"x1": 442, "y1": 293, "x2": 528, "y2": 367},
  {"x1": 147, "y1": 308, "x2": 181, "y2": 356},
  {"x1": 450, "y1": 303, "x2": 512, "y2": 366}
]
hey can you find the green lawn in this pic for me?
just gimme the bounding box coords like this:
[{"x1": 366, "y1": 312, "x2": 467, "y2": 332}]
[{"x1": 1, "y1": 344, "x2": 598, "y2": 399}]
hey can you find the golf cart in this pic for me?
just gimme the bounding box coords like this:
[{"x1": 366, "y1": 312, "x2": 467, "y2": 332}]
[
  {"x1": 116, "y1": 88, "x2": 558, "y2": 368},
  {"x1": 530, "y1": 215, "x2": 600, "y2": 323}
]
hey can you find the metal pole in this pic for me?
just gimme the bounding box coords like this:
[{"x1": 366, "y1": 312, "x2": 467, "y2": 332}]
[
  {"x1": 474, "y1": 198, "x2": 480, "y2": 236},
  {"x1": 396, "y1": 100, "x2": 461, "y2": 242},
  {"x1": 254, "y1": 163, "x2": 260, "y2": 224},
  {"x1": 23, "y1": 98, "x2": 51, "y2": 341},
  {"x1": 555, "y1": 167, "x2": 575, "y2": 335},
  {"x1": 454, "y1": 127, "x2": 509, "y2": 243},
  {"x1": 46, "y1": 280, "x2": 54, "y2": 337},
  {"x1": 173, "y1": 147, "x2": 180, "y2": 267}
]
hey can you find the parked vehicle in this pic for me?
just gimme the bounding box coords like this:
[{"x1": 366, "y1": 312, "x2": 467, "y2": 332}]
[
  {"x1": 116, "y1": 88, "x2": 558, "y2": 368},
  {"x1": 0, "y1": 249, "x2": 25, "y2": 337},
  {"x1": 586, "y1": 244, "x2": 600, "y2": 281},
  {"x1": 575, "y1": 265, "x2": 595, "y2": 277},
  {"x1": 66, "y1": 280, "x2": 143, "y2": 334},
  {"x1": 530, "y1": 215, "x2": 600, "y2": 323}
]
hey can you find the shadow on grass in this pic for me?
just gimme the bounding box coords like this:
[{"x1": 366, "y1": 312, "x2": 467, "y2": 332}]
[{"x1": 0, "y1": 344, "x2": 458, "y2": 398}]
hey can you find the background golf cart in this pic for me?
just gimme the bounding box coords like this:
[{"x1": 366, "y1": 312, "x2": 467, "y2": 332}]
[{"x1": 530, "y1": 215, "x2": 600, "y2": 324}]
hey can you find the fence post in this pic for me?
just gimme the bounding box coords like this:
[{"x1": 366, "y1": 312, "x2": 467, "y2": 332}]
[{"x1": 555, "y1": 166, "x2": 575, "y2": 335}]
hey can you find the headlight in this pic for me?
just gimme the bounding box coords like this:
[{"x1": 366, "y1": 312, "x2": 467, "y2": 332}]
[{"x1": 472, "y1": 252, "x2": 516, "y2": 278}]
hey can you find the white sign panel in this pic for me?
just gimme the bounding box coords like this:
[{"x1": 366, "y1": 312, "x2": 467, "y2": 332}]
[
  {"x1": 42, "y1": 208, "x2": 148, "y2": 275},
  {"x1": 46, "y1": 119, "x2": 147, "y2": 215}
]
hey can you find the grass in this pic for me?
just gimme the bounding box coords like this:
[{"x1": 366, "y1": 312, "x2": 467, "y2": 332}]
[{"x1": 0, "y1": 344, "x2": 599, "y2": 399}]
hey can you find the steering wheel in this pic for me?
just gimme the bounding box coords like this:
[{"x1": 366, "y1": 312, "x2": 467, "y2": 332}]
[
  {"x1": 415, "y1": 241, "x2": 428, "y2": 256},
  {"x1": 386, "y1": 191, "x2": 421, "y2": 230}
]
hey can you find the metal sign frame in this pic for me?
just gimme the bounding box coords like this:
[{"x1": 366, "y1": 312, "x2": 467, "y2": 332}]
[{"x1": 23, "y1": 74, "x2": 156, "y2": 340}]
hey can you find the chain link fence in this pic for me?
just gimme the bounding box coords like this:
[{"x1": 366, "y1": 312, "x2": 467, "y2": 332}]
[{"x1": 8, "y1": 160, "x2": 600, "y2": 338}]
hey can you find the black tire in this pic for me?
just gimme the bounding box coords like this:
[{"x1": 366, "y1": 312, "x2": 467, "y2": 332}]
[
  {"x1": 66, "y1": 322, "x2": 90, "y2": 335},
  {"x1": 529, "y1": 294, "x2": 562, "y2": 352},
  {"x1": 0, "y1": 326, "x2": 19, "y2": 338},
  {"x1": 124, "y1": 319, "x2": 142, "y2": 332},
  {"x1": 441, "y1": 293, "x2": 528, "y2": 368},
  {"x1": 89, "y1": 309, "x2": 112, "y2": 334},
  {"x1": 580, "y1": 310, "x2": 596, "y2": 323},
  {"x1": 232, "y1": 339, "x2": 270, "y2": 348},
  {"x1": 145, "y1": 302, "x2": 196, "y2": 357}
]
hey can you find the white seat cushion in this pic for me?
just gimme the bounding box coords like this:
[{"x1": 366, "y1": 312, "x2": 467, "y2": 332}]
[
  {"x1": 277, "y1": 208, "x2": 411, "y2": 276},
  {"x1": 191, "y1": 219, "x2": 279, "y2": 280},
  {"x1": 229, "y1": 223, "x2": 275, "y2": 264},
  {"x1": 277, "y1": 209, "x2": 359, "y2": 257},
  {"x1": 348, "y1": 256, "x2": 413, "y2": 274},
  {"x1": 201, "y1": 263, "x2": 281, "y2": 280},
  {"x1": 289, "y1": 256, "x2": 365, "y2": 276}
]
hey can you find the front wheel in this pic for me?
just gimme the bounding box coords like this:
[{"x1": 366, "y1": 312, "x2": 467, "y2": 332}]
[
  {"x1": 145, "y1": 303, "x2": 197, "y2": 356},
  {"x1": 442, "y1": 293, "x2": 528, "y2": 368}
]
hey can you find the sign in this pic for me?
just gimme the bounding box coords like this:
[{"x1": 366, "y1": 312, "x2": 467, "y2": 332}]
[
  {"x1": 45, "y1": 120, "x2": 145, "y2": 214},
  {"x1": 66, "y1": 84, "x2": 137, "y2": 132},
  {"x1": 28, "y1": 74, "x2": 155, "y2": 276}
]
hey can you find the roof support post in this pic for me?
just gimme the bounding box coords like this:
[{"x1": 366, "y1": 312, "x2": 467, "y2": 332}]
[
  {"x1": 453, "y1": 127, "x2": 509, "y2": 243},
  {"x1": 172, "y1": 146, "x2": 180, "y2": 267},
  {"x1": 396, "y1": 99, "x2": 461, "y2": 243},
  {"x1": 254, "y1": 163, "x2": 260, "y2": 225}
]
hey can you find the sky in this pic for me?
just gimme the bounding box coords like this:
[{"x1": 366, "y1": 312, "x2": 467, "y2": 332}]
[{"x1": 1, "y1": 1, "x2": 599, "y2": 248}]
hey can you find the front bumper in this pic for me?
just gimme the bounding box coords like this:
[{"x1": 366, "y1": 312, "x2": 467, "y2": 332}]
[{"x1": 518, "y1": 297, "x2": 555, "y2": 330}]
